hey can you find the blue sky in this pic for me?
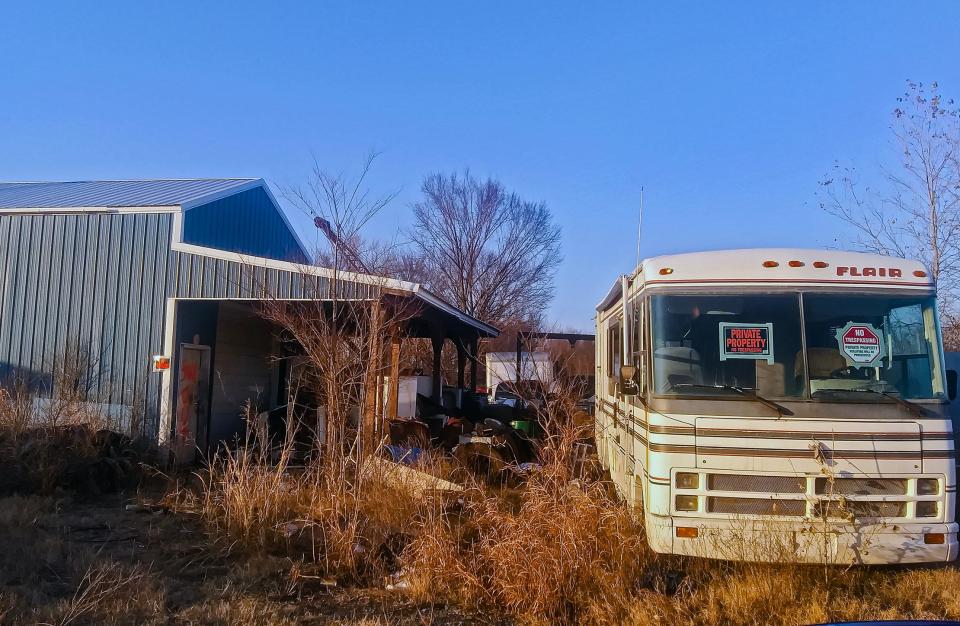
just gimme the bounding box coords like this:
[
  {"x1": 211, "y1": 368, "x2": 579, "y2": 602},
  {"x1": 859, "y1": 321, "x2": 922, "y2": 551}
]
[{"x1": 2, "y1": 2, "x2": 958, "y2": 331}]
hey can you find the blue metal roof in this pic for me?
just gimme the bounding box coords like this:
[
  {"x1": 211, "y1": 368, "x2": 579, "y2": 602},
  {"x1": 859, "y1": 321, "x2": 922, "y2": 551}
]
[{"x1": 0, "y1": 178, "x2": 261, "y2": 209}]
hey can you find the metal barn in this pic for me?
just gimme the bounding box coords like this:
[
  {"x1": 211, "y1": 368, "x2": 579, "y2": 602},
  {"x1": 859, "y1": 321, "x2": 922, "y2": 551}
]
[{"x1": 0, "y1": 179, "x2": 496, "y2": 458}]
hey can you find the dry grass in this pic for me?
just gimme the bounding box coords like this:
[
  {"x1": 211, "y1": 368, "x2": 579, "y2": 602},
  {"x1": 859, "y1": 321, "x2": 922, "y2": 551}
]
[
  {"x1": 0, "y1": 376, "x2": 151, "y2": 497},
  {"x1": 403, "y1": 478, "x2": 648, "y2": 625},
  {"x1": 400, "y1": 412, "x2": 650, "y2": 625},
  {"x1": 5, "y1": 375, "x2": 960, "y2": 625},
  {"x1": 395, "y1": 401, "x2": 960, "y2": 626},
  {"x1": 177, "y1": 422, "x2": 439, "y2": 586}
]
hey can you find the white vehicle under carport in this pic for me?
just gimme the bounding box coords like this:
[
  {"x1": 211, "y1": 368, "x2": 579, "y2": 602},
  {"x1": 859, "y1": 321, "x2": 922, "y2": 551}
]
[{"x1": 485, "y1": 351, "x2": 554, "y2": 400}]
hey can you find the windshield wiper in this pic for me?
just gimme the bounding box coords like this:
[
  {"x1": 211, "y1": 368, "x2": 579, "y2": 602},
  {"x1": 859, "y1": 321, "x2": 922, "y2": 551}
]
[
  {"x1": 670, "y1": 383, "x2": 791, "y2": 417},
  {"x1": 812, "y1": 388, "x2": 926, "y2": 418}
]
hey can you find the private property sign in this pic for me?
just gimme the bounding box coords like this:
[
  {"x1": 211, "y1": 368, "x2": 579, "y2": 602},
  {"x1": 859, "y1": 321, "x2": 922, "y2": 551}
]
[
  {"x1": 719, "y1": 322, "x2": 775, "y2": 364},
  {"x1": 836, "y1": 322, "x2": 885, "y2": 367}
]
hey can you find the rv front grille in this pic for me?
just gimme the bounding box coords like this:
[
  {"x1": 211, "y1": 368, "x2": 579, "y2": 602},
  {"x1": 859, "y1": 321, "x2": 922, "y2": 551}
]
[
  {"x1": 812, "y1": 500, "x2": 906, "y2": 520},
  {"x1": 707, "y1": 497, "x2": 806, "y2": 517},
  {"x1": 814, "y1": 478, "x2": 907, "y2": 496},
  {"x1": 707, "y1": 474, "x2": 806, "y2": 494}
]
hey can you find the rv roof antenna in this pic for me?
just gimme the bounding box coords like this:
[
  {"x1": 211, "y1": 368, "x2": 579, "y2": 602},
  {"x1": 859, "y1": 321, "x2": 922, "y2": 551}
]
[{"x1": 635, "y1": 186, "x2": 644, "y2": 271}]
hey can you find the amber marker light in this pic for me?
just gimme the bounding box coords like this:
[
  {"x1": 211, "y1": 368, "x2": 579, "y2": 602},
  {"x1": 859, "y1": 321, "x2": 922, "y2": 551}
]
[
  {"x1": 659, "y1": 267, "x2": 674, "y2": 275},
  {"x1": 813, "y1": 261, "x2": 829, "y2": 268},
  {"x1": 924, "y1": 533, "x2": 945, "y2": 545},
  {"x1": 762, "y1": 260, "x2": 779, "y2": 268},
  {"x1": 914, "y1": 270, "x2": 928, "y2": 278},
  {"x1": 676, "y1": 527, "x2": 699, "y2": 539},
  {"x1": 788, "y1": 260, "x2": 804, "y2": 267}
]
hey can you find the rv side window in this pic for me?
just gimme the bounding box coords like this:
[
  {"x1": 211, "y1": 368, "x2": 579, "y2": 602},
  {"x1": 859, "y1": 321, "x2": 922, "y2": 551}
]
[
  {"x1": 631, "y1": 299, "x2": 642, "y2": 359},
  {"x1": 632, "y1": 299, "x2": 646, "y2": 393},
  {"x1": 608, "y1": 321, "x2": 621, "y2": 379}
]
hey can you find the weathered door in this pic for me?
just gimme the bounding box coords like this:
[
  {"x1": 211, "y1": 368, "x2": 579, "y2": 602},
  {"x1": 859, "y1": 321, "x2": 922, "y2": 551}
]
[{"x1": 174, "y1": 344, "x2": 211, "y2": 463}]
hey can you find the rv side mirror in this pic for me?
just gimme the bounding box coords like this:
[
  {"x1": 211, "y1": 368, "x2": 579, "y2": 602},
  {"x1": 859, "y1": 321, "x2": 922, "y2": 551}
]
[
  {"x1": 619, "y1": 365, "x2": 638, "y2": 396},
  {"x1": 948, "y1": 369, "x2": 958, "y2": 401}
]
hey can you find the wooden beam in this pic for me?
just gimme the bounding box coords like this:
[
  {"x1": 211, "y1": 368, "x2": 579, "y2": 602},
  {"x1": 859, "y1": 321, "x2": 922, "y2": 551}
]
[
  {"x1": 362, "y1": 299, "x2": 383, "y2": 456},
  {"x1": 456, "y1": 341, "x2": 467, "y2": 388},
  {"x1": 469, "y1": 337, "x2": 479, "y2": 392},
  {"x1": 431, "y1": 335, "x2": 443, "y2": 403},
  {"x1": 388, "y1": 332, "x2": 401, "y2": 420}
]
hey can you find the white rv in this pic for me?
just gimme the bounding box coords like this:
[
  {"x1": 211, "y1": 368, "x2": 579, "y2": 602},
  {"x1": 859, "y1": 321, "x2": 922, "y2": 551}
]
[{"x1": 595, "y1": 248, "x2": 957, "y2": 564}]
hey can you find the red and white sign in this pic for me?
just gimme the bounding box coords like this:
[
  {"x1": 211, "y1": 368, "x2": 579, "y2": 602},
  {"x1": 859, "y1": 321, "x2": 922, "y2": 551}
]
[{"x1": 836, "y1": 322, "x2": 884, "y2": 366}]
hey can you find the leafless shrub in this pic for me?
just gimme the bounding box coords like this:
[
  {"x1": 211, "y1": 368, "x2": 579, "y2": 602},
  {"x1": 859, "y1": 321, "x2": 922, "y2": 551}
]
[{"x1": 820, "y1": 80, "x2": 960, "y2": 317}]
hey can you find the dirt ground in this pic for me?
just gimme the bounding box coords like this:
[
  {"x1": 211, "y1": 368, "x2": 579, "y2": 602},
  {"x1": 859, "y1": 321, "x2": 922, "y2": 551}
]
[{"x1": 0, "y1": 486, "x2": 486, "y2": 626}]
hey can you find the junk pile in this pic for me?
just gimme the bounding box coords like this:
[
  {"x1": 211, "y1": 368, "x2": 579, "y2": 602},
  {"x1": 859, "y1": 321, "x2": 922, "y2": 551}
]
[
  {"x1": 384, "y1": 379, "x2": 549, "y2": 482},
  {"x1": 0, "y1": 424, "x2": 155, "y2": 496}
]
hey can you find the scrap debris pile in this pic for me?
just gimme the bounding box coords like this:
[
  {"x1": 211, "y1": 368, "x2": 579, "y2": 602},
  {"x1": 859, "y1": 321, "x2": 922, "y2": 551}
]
[
  {"x1": 0, "y1": 424, "x2": 155, "y2": 496},
  {"x1": 384, "y1": 379, "x2": 554, "y2": 481}
]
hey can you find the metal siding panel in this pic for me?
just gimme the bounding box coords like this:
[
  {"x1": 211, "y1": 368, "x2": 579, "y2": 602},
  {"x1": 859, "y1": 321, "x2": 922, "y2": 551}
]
[
  {"x1": 266, "y1": 268, "x2": 279, "y2": 298},
  {"x1": 0, "y1": 217, "x2": 9, "y2": 307},
  {"x1": 0, "y1": 216, "x2": 24, "y2": 375},
  {"x1": 90, "y1": 215, "x2": 110, "y2": 395},
  {"x1": 121, "y1": 214, "x2": 145, "y2": 409},
  {"x1": 59, "y1": 213, "x2": 76, "y2": 379},
  {"x1": 18, "y1": 217, "x2": 40, "y2": 376},
  {"x1": 225, "y1": 259, "x2": 238, "y2": 298},
  {"x1": 113, "y1": 215, "x2": 138, "y2": 405},
  {"x1": 147, "y1": 213, "x2": 175, "y2": 437},
  {"x1": 30, "y1": 215, "x2": 52, "y2": 378},
  {"x1": 177, "y1": 252, "x2": 191, "y2": 298},
  {"x1": 180, "y1": 187, "x2": 308, "y2": 263},
  {"x1": 41, "y1": 215, "x2": 66, "y2": 380},
  {"x1": 0, "y1": 216, "x2": 11, "y2": 378},
  {"x1": 138, "y1": 213, "x2": 161, "y2": 435},
  {"x1": 71, "y1": 214, "x2": 92, "y2": 396},
  {"x1": 70, "y1": 213, "x2": 89, "y2": 378},
  {"x1": 193, "y1": 254, "x2": 205, "y2": 297},
  {"x1": 49, "y1": 215, "x2": 77, "y2": 387},
  {"x1": 92, "y1": 215, "x2": 112, "y2": 399},
  {"x1": 213, "y1": 258, "x2": 224, "y2": 298}
]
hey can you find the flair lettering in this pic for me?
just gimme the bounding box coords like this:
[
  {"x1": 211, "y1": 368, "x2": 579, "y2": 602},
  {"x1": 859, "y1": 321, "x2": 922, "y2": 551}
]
[{"x1": 836, "y1": 266, "x2": 902, "y2": 278}]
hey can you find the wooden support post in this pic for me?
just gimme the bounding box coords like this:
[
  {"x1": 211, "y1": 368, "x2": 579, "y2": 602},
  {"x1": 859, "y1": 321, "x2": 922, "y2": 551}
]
[
  {"x1": 431, "y1": 335, "x2": 444, "y2": 403},
  {"x1": 469, "y1": 337, "x2": 479, "y2": 392},
  {"x1": 362, "y1": 300, "x2": 383, "y2": 456},
  {"x1": 456, "y1": 341, "x2": 467, "y2": 389},
  {"x1": 388, "y1": 333, "x2": 401, "y2": 420}
]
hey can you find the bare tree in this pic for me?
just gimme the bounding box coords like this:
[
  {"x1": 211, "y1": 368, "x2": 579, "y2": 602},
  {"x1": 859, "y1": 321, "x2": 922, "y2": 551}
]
[
  {"x1": 819, "y1": 80, "x2": 960, "y2": 320},
  {"x1": 409, "y1": 171, "x2": 562, "y2": 328},
  {"x1": 284, "y1": 152, "x2": 399, "y2": 272},
  {"x1": 272, "y1": 154, "x2": 404, "y2": 464}
]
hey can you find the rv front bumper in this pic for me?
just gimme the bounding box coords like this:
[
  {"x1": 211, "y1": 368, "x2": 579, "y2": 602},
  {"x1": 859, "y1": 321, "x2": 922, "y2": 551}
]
[{"x1": 646, "y1": 514, "x2": 959, "y2": 564}]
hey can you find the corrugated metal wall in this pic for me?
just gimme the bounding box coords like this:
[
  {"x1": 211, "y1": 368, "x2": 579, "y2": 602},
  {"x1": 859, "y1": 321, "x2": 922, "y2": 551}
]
[
  {"x1": 169, "y1": 250, "x2": 380, "y2": 301},
  {"x1": 182, "y1": 187, "x2": 310, "y2": 263},
  {"x1": 0, "y1": 212, "x2": 175, "y2": 436},
  {"x1": 0, "y1": 205, "x2": 379, "y2": 441}
]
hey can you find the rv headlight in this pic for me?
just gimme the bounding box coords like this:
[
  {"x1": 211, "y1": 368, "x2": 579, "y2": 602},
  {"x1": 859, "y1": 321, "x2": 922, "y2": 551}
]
[
  {"x1": 675, "y1": 495, "x2": 699, "y2": 512},
  {"x1": 916, "y1": 501, "x2": 938, "y2": 518},
  {"x1": 675, "y1": 472, "x2": 699, "y2": 490},
  {"x1": 917, "y1": 478, "x2": 939, "y2": 496}
]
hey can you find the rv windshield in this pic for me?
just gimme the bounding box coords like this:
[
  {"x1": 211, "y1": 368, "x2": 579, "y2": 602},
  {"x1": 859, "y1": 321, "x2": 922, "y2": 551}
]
[
  {"x1": 802, "y1": 293, "x2": 944, "y2": 400},
  {"x1": 650, "y1": 292, "x2": 944, "y2": 401}
]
